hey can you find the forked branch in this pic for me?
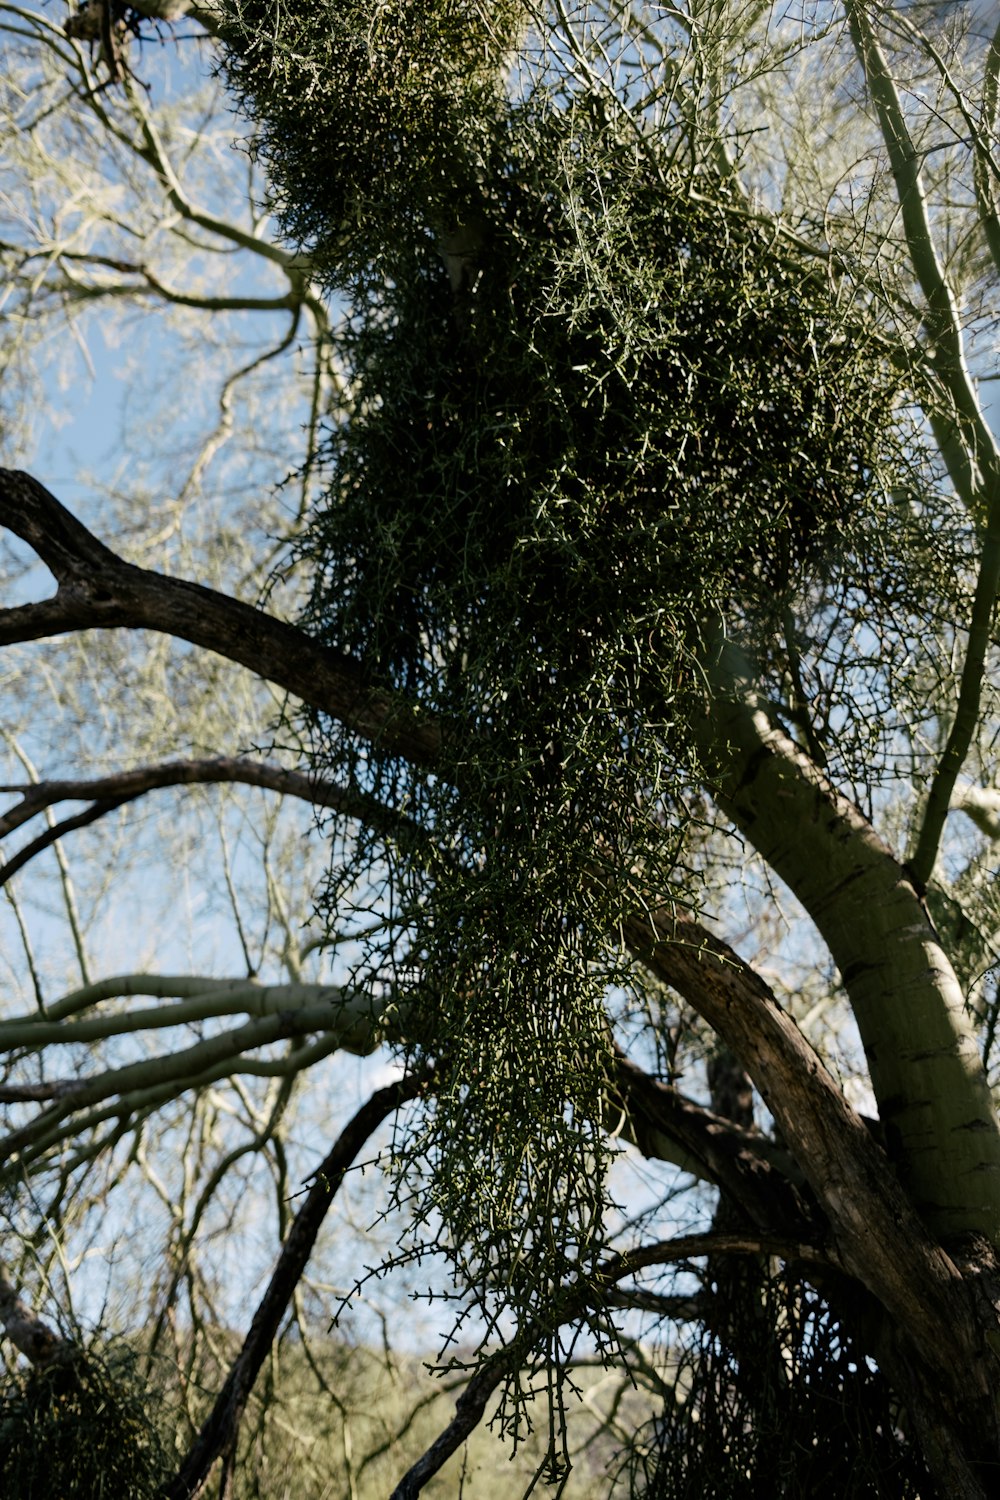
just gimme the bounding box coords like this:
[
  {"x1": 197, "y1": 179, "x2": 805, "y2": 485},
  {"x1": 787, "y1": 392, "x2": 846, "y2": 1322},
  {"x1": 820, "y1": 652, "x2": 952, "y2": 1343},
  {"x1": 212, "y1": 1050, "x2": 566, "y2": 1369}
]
[{"x1": 0, "y1": 469, "x2": 441, "y2": 765}]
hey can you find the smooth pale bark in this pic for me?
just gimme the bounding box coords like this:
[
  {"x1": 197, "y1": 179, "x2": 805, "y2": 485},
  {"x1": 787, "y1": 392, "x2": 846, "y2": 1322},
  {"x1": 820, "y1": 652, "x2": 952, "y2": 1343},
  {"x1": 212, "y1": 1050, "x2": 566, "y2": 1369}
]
[
  {"x1": 0, "y1": 994, "x2": 386, "y2": 1173},
  {"x1": 702, "y1": 642, "x2": 1000, "y2": 1244}
]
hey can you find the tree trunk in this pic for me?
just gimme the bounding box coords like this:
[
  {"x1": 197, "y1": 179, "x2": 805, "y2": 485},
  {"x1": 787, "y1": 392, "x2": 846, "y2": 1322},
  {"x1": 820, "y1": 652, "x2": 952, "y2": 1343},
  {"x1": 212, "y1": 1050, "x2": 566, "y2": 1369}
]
[{"x1": 703, "y1": 639, "x2": 1000, "y2": 1245}]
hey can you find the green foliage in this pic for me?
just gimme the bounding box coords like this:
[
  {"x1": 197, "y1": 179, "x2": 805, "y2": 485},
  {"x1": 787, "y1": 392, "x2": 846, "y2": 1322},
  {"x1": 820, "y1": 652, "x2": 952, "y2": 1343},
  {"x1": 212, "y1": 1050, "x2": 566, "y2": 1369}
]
[
  {"x1": 220, "y1": 0, "x2": 528, "y2": 276},
  {"x1": 220, "y1": 0, "x2": 910, "y2": 1389},
  {"x1": 0, "y1": 1347, "x2": 169, "y2": 1500},
  {"x1": 296, "y1": 106, "x2": 904, "y2": 1344}
]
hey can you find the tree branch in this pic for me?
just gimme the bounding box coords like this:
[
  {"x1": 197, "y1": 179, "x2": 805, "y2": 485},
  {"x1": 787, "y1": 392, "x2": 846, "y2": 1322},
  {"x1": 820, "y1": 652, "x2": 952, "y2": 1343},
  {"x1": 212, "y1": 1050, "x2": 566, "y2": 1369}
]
[
  {"x1": 162, "y1": 1073, "x2": 427, "y2": 1500},
  {"x1": 0, "y1": 470, "x2": 441, "y2": 766},
  {"x1": 0, "y1": 1269, "x2": 72, "y2": 1367},
  {"x1": 612, "y1": 1047, "x2": 812, "y2": 1234},
  {"x1": 388, "y1": 1226, "x2": 835, "y2": 1499},
  {"x1": 0, "y1": 756, "x2": 424, "y2": 884},
  {"x1": 0, "y1": 474, "x2": 988, "y2": 1433},
  {"x1": 701, "y1": 635, "x2": 1000, "y2": 1245},
  {"x1": 910, "y1": 519, "x2": 1000, "y2": 884},
  {"x1": 623, "y1": 904, "x2": 983, "y2": 1392},
  {"x1": 0, "y1": 795, "x2": 129, "y2": 888},
  {"x1": 844, "y1": 0, "x2": 1000, "y2": 507},
  {"x1": 0, "y1": 993, "x2": 385, "y2": 1171},
  {"x1": 845, "y1": 2, "x2": 1000, "y2": 886}
]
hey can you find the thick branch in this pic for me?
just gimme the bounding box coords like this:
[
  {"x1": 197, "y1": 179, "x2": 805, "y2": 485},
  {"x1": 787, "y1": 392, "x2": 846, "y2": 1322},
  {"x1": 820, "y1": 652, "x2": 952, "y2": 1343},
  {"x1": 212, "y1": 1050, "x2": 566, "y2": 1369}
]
[
  {"x1": 0, "y1": 1270, "x2": 72, "y2": 1367},
  {"x1": 612, "y1": 1048, "x2": 812, "y2": 1234},
  {"x1": 623, "y1": 904, "x2": 988, "y2": 1402},
  {"x1": 702, "y1": 638, "x2": 1000, "y2": 1244},
  {"x1": 0, "y1": 993, "x2": 384, "y2": 1170},
  {"x1": 0, "y1": 470, "x2": 441, "y2": 766}
]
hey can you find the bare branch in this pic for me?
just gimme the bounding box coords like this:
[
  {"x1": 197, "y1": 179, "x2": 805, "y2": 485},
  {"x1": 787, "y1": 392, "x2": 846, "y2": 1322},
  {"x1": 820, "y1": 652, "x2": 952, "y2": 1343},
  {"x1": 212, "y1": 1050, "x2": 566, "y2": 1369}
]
[
  {"x1": 953, "y1": 783, "x2": 1000, "y2": 841},
  {"x1": 0, "y1": 993, "x2": 386, "y2": 1173},
  {"x1": 844, "y1": 2, "x2": 1000, "y2": 886},
  {"x1": 0, "y1": 470, "x2": 442, "y2": 765},
  {"x1": 0, "y1": 795, "x2": 129, "y2": 889},
  {"x1": 388, "y1": 1225, "x2": 836, "y2": 1499},
  {"x1": 162, "y1": 1073, "x2": 427, "y2": 1500},
  {"x1": 0, "y1": 1081, "x2": 78, "y2": 1103},
  {"x1": 0, "y1": 756, "x2": 423, "y2": 884},
  {"x1": 844, "y1": 0, "x2": 999, "y2": 504},
  {"x1": 612, "y1": 1047, "x2": 811, "y2": 1232}
]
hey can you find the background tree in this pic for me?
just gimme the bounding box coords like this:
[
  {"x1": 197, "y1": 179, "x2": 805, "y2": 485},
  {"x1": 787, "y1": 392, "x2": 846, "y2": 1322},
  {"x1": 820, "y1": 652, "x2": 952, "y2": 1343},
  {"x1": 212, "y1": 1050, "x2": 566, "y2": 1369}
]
[{"x1": 2, "y1": 1, "x2": 1000, "y2": 1497}]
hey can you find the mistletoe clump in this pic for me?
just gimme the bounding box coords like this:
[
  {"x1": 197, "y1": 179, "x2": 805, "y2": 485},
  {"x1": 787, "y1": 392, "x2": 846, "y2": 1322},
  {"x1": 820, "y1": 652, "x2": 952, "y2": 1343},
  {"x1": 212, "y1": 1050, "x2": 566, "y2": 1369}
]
[
  {"x1": 220, "y1": 0, "x2": 529, "y2": 279},
  {"x1": 294, "y1": 99, "x2": 905, "y2": 1332},
  {"x1": 219, "y1": 7, "x2": 908, "y2": 1346}
]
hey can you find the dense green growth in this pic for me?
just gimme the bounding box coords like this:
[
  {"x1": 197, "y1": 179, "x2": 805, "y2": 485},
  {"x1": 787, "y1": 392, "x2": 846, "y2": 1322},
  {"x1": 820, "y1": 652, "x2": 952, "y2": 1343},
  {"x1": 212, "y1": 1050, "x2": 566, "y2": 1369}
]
[
  {"x1": 219, "y1": 2, "x2": 908, "y2": 1347},
  {"x1": 222, "y1": 0, "x2": 529, "y2": 269}
]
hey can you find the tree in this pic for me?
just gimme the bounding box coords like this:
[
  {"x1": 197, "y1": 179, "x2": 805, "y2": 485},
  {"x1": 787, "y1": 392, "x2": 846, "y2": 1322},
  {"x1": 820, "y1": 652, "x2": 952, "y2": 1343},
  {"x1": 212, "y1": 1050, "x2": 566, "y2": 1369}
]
[{"x1": 2, "y1": 0, "x2": 1000, "y2": 1496}]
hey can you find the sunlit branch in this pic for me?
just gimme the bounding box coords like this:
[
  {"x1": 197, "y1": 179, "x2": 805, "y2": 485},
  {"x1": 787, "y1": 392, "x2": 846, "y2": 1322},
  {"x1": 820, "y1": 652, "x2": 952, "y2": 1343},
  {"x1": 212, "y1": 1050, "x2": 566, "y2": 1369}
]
[
  {"x1": 844, "y1": 1, "x2": 1000, "y2": 501},
  {"x1": 0, "y1": 976, "x2": 359, "y2": 1048},
  {"x1": 124, "y1": 0, "x2": 224, "y2": 36},
  {"x1": 144, "y1": 1062, "x2": 301, "y2": 1362},
  {"x1": 953, "y1": 783, "x2": 1000, "y2": 841},
  {"x1": 4, "y1": 1029, "x2": 350, "y2": 1182},
  {"x1": 8, "y1": 971, "x2": 326, "y2": 1026},
  {"x1": 887, "y1": 3, "x2": 1000, "y2": 278},
  {"x1": 844, "y1": 12, "x2": 1000, "y2": 884},
  {"x1": 0, "y1": 994, "x2": 386, "y2": 1169},
  {"x1": 911, "y1": 520, "x2": 1000, "y2": 886},
  {"x1": 47, "y1": 250, "x2": 307, "y2": 313},
  {"x1": 2, "y1": 734, "x2": 93, "y2": 985},
  {"x1": 845, "y1": 10, "x2": 1000, "y2": 871},
  {"x1": 123, "y1": 72, "x2": 314, "y2": 275}
]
